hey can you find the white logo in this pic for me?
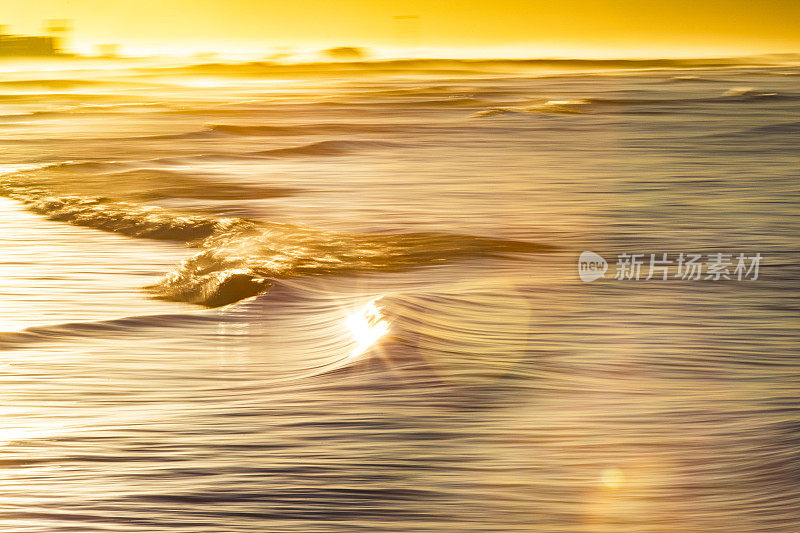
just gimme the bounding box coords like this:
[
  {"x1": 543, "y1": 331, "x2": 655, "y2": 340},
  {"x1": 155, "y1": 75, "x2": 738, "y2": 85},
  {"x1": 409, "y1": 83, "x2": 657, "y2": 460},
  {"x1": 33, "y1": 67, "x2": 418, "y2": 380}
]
[
  {"x1": 579, "y1": 251, "x2": 608, "y2": 282},
  {"x1": 577, "y1": 251, "x2": 761, "y2": 282}
]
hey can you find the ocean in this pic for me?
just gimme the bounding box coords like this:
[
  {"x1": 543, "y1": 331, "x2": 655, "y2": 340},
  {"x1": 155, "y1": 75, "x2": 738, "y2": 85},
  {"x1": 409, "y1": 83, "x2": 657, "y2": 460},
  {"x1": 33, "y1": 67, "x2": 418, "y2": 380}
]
[{"x1": 0, "y1": 56, "x2": 798, "y2": 531}]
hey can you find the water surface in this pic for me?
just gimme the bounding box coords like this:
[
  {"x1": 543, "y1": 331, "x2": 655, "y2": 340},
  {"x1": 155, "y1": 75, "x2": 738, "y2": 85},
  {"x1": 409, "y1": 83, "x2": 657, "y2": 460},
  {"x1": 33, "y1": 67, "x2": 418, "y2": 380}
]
[{"x1": 0, "y1": 57, "x2": 799, "y2": 532}]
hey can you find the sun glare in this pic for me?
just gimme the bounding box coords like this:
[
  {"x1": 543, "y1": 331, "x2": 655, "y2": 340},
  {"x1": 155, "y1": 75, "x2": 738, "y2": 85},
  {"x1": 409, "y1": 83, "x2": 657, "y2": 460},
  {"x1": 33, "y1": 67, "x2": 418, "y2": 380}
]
[
  {"x1": 346, "y1": 297, "x2": 390, "y2": 357},
  {"x1": 600, "y1": 468, "x2": 625, "y2": 489}
]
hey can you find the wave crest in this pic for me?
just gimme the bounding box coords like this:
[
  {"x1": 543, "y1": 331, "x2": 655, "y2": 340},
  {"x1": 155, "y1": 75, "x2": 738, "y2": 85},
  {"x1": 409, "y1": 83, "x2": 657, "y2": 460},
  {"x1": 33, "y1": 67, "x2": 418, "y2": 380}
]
[
  {"x1": 148, "y1": 221, "x2": 550, "y2": 307},
  {"x1": 1, "y1": 171, "x2": 552, "y2": 307},
  {"x1": 254, "y1": 139, "x2": 398, "y2": 157},
  {"x1": 207, "y1": 122, "x2": 393, "y2": 137},
  {"x1": 526, "y1": 99, "x2": 591, "y2": 114},
  {"x1": 471, "y1": 89, "x2": 791, "y2": 117}
]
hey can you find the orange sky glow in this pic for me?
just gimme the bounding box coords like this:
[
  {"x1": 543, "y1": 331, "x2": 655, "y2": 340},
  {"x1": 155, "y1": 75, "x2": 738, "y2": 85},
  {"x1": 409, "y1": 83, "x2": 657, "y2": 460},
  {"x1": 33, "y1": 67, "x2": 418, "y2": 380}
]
[{"x1": 2, "y1": 0, "x2": 799, "y2": 58}]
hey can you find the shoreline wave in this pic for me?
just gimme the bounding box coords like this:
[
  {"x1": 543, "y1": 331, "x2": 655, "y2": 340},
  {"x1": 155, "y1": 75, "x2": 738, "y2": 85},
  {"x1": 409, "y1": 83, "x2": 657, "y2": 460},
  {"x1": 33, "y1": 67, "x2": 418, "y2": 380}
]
[
  {"x1": 133, "y1": 55, "x2": 800, "y2": 78},
  {"x1": 0, "y1": 170, "x2": 553, "y2": 307},
  {"x1": 471, "y1": 88, "x2": 792, "y2": 116}
]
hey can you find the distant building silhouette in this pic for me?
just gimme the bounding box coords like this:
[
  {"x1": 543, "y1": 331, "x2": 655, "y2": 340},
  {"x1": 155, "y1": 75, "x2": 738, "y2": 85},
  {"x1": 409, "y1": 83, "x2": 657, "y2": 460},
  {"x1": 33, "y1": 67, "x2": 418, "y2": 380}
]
[
  {"x1": 323, "y1": 47, "x2": 366, "y2": 60},
  {"x1": 95, "y1": 44, "x2": 120, "y2": 58},
  {"x1": 44, "y1": 19, "x2": 70, "y2": 52},
  {"x1": 0, "y1": 20, "x2": 69, "y2": 57}
]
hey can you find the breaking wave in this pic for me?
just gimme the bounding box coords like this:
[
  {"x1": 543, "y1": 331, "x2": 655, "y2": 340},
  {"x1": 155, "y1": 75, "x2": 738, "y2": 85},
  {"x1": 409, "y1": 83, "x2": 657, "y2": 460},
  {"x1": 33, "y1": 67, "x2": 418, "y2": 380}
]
[
  {"x1": 103, "y1": 122, "x2": 410, "y2": 141},
  {"x1": 207, "y1": 122, "x2": 396, "y2": 137},
  {"x1": 664, "y1": 75, "x2": 725, "y2": 83},
  {"x1": 253, "y1": 139, "x2": 399, "y2": 157},
  {"x1": 134, "y1": 55, "x2": 800, "y2": 78},
  {"x1": 472, "y1": 88, "x2": 792, "y2": 116},
  {"x1": 702, "y1": 120, "x2": 800, "y2": 139},
  {"x1": 4, "y1": 164, "x2": 296, "y2": 201},
  {"x1": 140, "y1": 139, "x2": 401, "y2": 165},
  {"x1": 0, "y1": 79, "x2": 156, "y2": 91},
  {"x1": 526, "y1": 99, "x2": 592, "y2": 114},
  {"x1": 0, "y1": 170, "x2": 551, "y2": 307}
]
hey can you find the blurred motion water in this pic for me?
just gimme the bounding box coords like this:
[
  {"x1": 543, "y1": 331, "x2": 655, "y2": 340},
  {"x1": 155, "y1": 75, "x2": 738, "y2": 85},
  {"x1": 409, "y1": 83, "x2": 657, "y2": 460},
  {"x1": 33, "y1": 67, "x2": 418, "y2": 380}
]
[{"x1": 0, "y1": 56, "x2": 798, "y2": 532}]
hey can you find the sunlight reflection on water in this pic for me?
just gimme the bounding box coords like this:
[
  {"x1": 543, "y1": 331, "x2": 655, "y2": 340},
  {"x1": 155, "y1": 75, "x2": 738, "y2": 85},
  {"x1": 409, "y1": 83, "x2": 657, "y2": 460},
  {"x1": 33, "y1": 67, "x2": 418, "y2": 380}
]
[{"x1": 346, "y1": 297, "x2": 390, "y2": 358}]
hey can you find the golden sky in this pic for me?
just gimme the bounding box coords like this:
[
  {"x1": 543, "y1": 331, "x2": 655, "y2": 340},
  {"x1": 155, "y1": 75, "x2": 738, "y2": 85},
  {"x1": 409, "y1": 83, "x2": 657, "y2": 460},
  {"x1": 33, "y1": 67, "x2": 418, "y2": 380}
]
[{"x1": 3, "y1": 0, "x2": 800, "y2": 57}]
